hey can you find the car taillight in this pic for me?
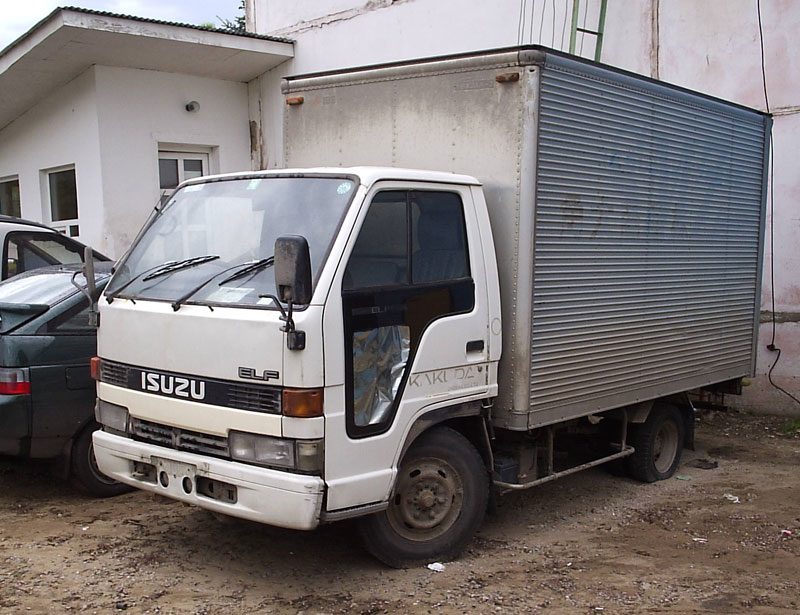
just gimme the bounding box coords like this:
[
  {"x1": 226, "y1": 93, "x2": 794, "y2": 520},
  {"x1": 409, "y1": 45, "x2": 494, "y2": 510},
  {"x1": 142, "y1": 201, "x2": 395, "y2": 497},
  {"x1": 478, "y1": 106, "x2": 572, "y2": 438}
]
[{"x1": 0, "y1": 368, "x2": 30, "y2": 395}]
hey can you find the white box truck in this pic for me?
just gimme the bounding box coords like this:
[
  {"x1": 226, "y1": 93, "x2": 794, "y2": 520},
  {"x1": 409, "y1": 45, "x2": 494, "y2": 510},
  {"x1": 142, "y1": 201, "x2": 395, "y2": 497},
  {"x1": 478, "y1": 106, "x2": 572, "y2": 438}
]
[{"x1": 91, "y1": 47, "x2": 770, "y2": 567}]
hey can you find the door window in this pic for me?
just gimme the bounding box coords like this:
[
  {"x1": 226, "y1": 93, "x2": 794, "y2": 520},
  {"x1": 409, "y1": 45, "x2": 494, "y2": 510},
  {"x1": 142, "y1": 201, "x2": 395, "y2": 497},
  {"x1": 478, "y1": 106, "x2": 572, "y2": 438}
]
[
  {"x1": 342, "y1": 190, "x2": 473, "y2": 437},
  {"x1": 3, "y1": 232, "x2": 84, "y2": 278}
]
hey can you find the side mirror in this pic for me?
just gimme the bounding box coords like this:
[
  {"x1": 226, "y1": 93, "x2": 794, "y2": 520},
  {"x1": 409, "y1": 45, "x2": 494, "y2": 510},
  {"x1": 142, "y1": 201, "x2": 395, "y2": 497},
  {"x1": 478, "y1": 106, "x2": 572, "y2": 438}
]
[{"x1": 274, "y1": 235, "x2": 312, "y2": 305}]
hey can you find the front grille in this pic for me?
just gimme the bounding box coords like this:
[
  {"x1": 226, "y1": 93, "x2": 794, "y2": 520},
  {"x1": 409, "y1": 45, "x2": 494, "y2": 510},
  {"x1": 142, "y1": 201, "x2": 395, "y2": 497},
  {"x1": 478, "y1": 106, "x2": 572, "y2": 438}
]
[
  {"x1": 228, "y1": 384, "x2": 282, "y2": 413},
  {"x1": 99, "y1": 359, "x2": 282, "y2": 414},
  {"x1": 100, "y1": 361, "x2": 128, "y2": 387},
  {"x1": 130, "y1": 418, "x2": 229, "y2": 458}
]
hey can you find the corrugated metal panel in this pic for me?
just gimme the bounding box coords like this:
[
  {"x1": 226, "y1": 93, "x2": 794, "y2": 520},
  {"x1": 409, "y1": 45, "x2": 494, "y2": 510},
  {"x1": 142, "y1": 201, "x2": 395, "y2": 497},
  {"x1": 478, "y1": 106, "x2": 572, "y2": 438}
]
[{"x1": 529, "y1": 56, "x2": 768, "y2": 422}]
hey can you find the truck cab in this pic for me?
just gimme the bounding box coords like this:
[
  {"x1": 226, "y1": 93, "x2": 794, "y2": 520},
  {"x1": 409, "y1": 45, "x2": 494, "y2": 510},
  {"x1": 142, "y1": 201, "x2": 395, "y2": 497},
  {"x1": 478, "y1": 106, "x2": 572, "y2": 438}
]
[{"x1": 93, "y1": 167, "x2": 501, "y2": 562}]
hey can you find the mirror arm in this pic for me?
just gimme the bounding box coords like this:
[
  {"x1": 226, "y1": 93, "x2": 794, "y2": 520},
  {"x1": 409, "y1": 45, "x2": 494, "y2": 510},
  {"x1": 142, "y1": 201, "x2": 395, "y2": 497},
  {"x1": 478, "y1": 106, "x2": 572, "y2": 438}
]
[
  {"x1": 257, "y1": 294, "x2": 305, "y2": 351},
  {"x1": 71, "y1": 247, "x2": 99, "y2": 327},
  {"x1": 71, "y1": 270, "x2": 99, "y2": 328}
]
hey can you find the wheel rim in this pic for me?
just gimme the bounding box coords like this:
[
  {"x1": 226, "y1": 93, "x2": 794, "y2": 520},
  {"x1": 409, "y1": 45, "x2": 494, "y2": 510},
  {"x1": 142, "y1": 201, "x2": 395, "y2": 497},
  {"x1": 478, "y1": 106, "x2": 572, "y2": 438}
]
[
  {"x1": 653, "y1": 420, "x2": 680, "y2": 474},
  {"x1": 386, "y1": 457, "x2": 464, "y2": 542}
]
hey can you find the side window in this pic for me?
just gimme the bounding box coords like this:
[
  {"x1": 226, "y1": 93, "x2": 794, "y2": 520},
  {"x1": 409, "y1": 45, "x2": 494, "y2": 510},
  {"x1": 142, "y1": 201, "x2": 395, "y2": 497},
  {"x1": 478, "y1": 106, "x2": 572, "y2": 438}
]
[
  {"x1": 410, "y1": 191, "x2": 469, "y2": 283},
  {"x1": 4, "y1": 232, "x2": 83, "y2": 278},
  {"x1": 344, "y1": 191, "x2": 408, "y2": 288},
  {"x1": 46, "y1": 301, "x2": 95, "y2": 334},
  {"x1": 342, "y1": 189, "x2": 473, "y2": 437},
  {"x1": 343, "y1": 191, "x2": 470, "y2": 288}
]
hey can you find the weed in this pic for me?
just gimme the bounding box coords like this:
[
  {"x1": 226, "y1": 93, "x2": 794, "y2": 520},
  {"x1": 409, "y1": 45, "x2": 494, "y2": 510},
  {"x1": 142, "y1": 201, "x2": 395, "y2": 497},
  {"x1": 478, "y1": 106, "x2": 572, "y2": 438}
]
[{"x1": 780, "y1": 418, "x2": 800, "y2": 435}]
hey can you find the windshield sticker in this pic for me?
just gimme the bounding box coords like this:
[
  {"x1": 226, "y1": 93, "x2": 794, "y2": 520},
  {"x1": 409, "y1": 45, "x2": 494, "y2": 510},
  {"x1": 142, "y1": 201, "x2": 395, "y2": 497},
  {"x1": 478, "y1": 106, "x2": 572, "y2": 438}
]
[
  {"x1": 256, "y1": 295, "x2": 278, "y2": 307},
  {"x1": 337, "y1": 181, "x2": 353, "y2": 195},
  {"x1": 205, "y1": 287, "x2": 252, "y2": 303},
  {"x1": 184, "y1": 184, "x2": 204, "y2": 192},
  {"x1": 247, "y1": 179, "x2": 262, "y2": 191}
]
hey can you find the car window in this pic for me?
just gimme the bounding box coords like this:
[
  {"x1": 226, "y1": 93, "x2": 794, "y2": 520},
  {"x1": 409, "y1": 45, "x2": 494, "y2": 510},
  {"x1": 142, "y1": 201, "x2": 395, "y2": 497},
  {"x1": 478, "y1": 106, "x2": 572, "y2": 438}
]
[
  {"x1": 46, "y1": 299, "x2": 95, "y2": 334},
  {"x1": 4, "y1": 232, "x2": 84, "y2": 278}
]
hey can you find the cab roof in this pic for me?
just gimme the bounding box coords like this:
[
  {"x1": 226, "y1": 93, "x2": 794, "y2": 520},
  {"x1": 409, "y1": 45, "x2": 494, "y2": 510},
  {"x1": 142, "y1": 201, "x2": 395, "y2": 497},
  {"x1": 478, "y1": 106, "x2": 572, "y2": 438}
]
[{"x1": 182, "y1": 167, "x2": 482, "y2": 190}]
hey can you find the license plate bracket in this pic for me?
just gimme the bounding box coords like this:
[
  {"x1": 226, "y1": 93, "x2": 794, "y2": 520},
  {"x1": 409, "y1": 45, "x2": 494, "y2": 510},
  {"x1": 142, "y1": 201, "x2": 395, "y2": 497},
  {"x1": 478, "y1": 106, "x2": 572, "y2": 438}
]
[{"x1": 151, "y1": 456, "x2": 197, "y2": 492}]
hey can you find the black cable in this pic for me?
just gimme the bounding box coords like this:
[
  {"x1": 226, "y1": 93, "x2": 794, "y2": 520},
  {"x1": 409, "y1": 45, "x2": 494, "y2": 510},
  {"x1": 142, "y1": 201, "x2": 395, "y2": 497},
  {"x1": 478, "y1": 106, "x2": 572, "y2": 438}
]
[{"x1": 757, "y1": 0, "x2": 800, "y2": 406}]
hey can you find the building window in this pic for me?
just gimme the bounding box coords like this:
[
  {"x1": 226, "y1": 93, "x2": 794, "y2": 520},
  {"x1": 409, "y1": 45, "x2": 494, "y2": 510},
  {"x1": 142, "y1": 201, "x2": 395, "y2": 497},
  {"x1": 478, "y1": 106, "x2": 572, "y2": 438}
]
[
  {"x1": 0, "y1": 178, "x2": 21, "y2": 218},
  {"x1": 158, "y1": 152, "x2": 209, "y2": 190},
  {"x1": 46, "y1": 167, "x2": 79, "y2": 237}
]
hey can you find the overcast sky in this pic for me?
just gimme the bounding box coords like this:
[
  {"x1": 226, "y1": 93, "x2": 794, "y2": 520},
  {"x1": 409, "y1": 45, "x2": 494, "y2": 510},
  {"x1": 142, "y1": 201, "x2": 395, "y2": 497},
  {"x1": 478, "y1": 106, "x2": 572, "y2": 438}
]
[{"x1": 0, "y1": 1, "x2": 243, "y2": 51}]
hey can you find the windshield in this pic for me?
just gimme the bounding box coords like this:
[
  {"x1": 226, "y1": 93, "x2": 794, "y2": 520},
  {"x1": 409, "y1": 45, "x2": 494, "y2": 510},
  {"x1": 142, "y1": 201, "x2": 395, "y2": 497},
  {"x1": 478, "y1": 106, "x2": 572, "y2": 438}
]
[{"x1": 105, "y1": 176, "x2": 357, "y2": 306}]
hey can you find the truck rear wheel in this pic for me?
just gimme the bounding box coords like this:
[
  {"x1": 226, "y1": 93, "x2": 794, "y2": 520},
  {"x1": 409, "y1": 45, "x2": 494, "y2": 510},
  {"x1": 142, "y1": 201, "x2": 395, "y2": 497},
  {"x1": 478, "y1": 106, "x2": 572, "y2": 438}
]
[
  {"x1": 627, "y1": 404, "x2": 685, "y2": 483},
  {"x1": 357, "y1": 426, "x2": 489, "y2": 568}
]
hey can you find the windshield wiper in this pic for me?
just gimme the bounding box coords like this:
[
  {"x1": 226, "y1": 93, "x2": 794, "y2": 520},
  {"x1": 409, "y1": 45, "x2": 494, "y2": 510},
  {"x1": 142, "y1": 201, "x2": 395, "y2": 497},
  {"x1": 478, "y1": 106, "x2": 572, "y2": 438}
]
[
  {"x1": 106, "y1": 255, "x2": 219, "y2": 304},
  {"x1": 142, "y1": 255, "x2": 220, "y2": 281},
  {"x1": 170, "y1": 257, "x2": 274, "y2": 312},
  {"x1": 106, "y1": 260, "x2": 179, "y2": 303},
  {"x1": 218, "y1": 256, "x2": 274, "y2": 285}
]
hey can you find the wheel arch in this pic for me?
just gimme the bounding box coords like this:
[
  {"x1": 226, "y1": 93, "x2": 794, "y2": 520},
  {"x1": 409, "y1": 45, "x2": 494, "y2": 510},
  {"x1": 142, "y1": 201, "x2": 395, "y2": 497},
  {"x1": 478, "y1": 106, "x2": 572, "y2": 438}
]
[
  {"x1": 399, "y1": 401, "x2": 493, "y2": 470},
  {"x1": 625, "y1": 393, "x2": 695, "y2": 450}
]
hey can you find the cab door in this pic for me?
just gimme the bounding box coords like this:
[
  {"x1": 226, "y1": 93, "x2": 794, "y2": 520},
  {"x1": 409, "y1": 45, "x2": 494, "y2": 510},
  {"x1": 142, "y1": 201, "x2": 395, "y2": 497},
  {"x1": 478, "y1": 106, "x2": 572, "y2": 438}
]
[{"x1": 323, "y1": 183, "x2": 492, "y2": 511}]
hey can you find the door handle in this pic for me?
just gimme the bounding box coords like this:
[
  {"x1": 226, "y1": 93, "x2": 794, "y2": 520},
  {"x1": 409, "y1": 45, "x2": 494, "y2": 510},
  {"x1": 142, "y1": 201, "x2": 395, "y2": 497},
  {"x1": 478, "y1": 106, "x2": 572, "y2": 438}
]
[{"x1": 466, "y1": 340, "x2": 484, "y2": 353}]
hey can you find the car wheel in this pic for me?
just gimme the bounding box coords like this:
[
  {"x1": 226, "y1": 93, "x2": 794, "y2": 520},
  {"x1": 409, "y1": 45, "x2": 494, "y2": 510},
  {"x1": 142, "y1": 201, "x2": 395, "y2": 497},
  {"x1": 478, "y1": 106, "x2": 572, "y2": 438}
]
[{"x1": 71, "y1": 423, "x2": 133, "y2": 497}]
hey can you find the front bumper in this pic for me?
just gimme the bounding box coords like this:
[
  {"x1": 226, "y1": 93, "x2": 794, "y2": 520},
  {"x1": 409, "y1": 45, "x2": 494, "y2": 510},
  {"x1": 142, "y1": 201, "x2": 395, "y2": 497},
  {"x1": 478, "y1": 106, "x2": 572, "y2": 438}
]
[{"x1": 93, "y1": 430, "x2": 325, "y2": 530}]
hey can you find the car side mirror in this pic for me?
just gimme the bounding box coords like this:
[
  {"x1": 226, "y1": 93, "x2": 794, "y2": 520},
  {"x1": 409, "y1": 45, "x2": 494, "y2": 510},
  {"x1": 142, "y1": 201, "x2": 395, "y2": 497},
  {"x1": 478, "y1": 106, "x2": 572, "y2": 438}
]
[{"x1": 274, "y1": 235, "x2": 312, "y2": 305}]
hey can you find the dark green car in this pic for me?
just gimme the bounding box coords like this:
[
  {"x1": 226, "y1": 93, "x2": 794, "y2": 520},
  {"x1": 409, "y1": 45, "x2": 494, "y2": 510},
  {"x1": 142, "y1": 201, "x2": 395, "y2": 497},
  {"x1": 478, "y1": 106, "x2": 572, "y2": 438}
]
[{"x1": 0, "y1": 263, "x2": 128, "y2": 496}]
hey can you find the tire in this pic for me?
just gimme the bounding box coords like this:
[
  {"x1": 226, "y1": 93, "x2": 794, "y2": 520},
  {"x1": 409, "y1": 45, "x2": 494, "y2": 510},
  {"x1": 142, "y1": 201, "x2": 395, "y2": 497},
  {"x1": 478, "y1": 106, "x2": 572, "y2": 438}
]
[
  {"x1": 627, "y1": 404, "x2": 685, "y2": 483},
  {"x1": 357, "y1": 426, "x2": 489, "y2": 568},
  {"x1": 71, "y1": 423, "x2": 133, "y2": 497}
]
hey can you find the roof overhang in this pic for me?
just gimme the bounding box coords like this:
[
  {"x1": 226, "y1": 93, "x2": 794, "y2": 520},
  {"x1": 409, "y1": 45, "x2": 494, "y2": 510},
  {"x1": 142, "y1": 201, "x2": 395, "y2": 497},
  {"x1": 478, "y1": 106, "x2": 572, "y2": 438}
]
[{"x1": 0, "y1": 7, "x2": 294, "y2": 130}]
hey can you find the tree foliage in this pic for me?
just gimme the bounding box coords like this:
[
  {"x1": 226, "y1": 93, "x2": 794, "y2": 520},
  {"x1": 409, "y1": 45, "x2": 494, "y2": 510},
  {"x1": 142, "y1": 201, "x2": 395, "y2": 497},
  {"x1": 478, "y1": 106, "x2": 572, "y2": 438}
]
[{"x1": 219, "y1": 1, "x2": 247, "y2": 33}]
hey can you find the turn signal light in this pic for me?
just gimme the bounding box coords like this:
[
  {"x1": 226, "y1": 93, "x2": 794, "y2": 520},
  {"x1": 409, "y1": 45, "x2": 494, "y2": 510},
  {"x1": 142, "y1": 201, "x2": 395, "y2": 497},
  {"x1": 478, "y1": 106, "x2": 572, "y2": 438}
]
[
  {"x1": 282, "y1": 388, "x2": 324, "y2": 418},
  {"x1": 90, "y1": 357, "x2": 102, "y2": 381}
]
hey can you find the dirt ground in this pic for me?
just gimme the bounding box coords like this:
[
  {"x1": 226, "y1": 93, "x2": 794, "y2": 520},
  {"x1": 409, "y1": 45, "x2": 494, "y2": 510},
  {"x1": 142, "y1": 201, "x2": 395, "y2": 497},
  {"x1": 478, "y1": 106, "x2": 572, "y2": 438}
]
[{"x1": 1, "y1": 411, "x2": 798, "y2": 615}]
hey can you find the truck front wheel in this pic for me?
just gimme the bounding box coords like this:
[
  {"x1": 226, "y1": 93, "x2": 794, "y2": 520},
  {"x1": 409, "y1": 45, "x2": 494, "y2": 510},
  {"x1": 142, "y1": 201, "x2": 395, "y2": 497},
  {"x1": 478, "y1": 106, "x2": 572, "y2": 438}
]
[
  {"x1": 357, "y1": 426, "x2": 489, "y2": 568},
  {"x1": 627, "y1": 404, "x2": 685, "y2": 483}
]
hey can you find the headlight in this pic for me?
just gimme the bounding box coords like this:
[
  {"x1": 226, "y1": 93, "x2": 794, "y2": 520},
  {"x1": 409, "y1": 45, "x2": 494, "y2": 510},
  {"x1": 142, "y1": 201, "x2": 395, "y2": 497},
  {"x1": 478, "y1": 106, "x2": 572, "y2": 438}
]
[
  {"x1": 229, "y1": 432, "x2": 295, "y2": 468},
  {"x1": 95, "y1": 399, "x2": 130, "y2": 435},
  {"x1": 229, "y1": 432, "x2": 323, "y2": 473}
]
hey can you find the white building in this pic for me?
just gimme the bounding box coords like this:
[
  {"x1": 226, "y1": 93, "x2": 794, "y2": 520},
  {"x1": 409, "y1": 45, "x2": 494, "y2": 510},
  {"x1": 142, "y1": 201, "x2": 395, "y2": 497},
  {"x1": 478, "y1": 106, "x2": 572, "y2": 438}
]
[
  {"x1": 0, "y1": 0, "x2": 796, "y2": 413},
  {"x1": 0, "y1": 7, "x2": 292, "y2": 257}
]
